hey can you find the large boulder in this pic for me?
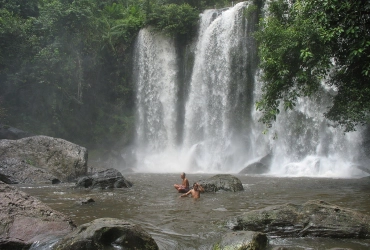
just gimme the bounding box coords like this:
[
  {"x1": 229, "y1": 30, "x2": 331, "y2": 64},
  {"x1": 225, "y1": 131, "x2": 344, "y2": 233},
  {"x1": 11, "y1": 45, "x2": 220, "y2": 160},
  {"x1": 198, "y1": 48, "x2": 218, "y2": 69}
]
[
  {"x1": 0, "y1": 181, "x2": 76, "y2": 250},
  {"x1": 198, "y1": 174, "x2": 244, "y2": 192},
  {"x1": 213, "y1": 231, "x2": 268, "y2": 250},
  {"x1": 229, "y1": 200, "x2": 370, "y2": 238},
  {"x1": 0, "y1": 158, "x2": 60, "y2": 184},
  {"x1": 0, "y1": 136, "x2": 88, "y2": 182},
  {"x1": 53, "y1": 218, "x2": 159, "y2": 250},
  {"x1": 75, "y1": 168, "x2": 132, "y2": 189}
]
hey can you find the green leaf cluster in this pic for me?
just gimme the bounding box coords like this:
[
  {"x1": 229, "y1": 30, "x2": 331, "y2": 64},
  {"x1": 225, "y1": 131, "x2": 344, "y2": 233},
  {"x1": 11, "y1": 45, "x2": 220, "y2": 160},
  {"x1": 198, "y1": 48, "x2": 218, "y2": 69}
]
[
  {"x1": 255, "y1": 0, "x2": 370, "y2": 131},
  {"x1": 147, "y1": 3, "x2": 199, "y2": 36}
]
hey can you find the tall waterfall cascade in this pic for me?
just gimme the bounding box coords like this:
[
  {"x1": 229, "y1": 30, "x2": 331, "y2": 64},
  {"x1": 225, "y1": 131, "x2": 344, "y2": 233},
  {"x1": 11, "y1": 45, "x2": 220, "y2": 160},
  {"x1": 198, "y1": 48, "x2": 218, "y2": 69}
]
[{"x1": 132, "y1": 2, "x2": 369, "y2": 177}]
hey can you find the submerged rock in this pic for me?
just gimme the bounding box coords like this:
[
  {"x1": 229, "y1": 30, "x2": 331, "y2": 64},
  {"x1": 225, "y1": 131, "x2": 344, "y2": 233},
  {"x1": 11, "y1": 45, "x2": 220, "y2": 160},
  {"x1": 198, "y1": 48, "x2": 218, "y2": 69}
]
[
  {"x1": 76, "y1": 197, "x2": 95, "y2": 205},
  {"x1": 239, "y1": 162, "x2": 269, "y2": 175},
  {"x1": 53, "y1": 218, "x2": 159, "y2": 250},
  {"x1": 0, "y1": 136, "x2": 88, "y2": 182},
  {"x1": 0, "y1": 181, "x2": 76, "y2": 249},
  {"x1": 214, "y1": 231, "x2": 268, "y2": 250},
  {"x1": 198, "y1": 174, "x2": 244, "y2": 192},
  {"x1": 0, "y1": 158, "x2": 60, "y2": 184},
  {"x1": 229, "y1": 200, "x2": 370, "y2": 238},
  {"x1": 75, "y1": 168, "x2": 132, "y2": 189},
  {"x1": 239, "y1": 154, "x2": 272, "y2": 175}
]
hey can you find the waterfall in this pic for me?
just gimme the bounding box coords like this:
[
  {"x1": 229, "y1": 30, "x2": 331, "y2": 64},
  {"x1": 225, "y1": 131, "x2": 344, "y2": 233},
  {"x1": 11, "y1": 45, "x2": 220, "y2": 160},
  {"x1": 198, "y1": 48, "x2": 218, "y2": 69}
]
[
  {"x1": 261, "y1": 82, "x2": 366, "y2": 178},
  {"x1": 133, "y1": 28, "x2": 179, "y2": 172},
  {"x1": 182, "y1": 2, "x2": 255, "y2": 172},
  {"x1": 132, "y1": 2, "x2": 369, "y2": 177}
]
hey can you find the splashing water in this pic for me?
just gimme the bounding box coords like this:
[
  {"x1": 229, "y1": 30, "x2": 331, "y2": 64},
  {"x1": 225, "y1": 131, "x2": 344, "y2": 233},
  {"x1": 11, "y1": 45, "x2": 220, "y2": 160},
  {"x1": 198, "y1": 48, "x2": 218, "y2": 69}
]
[{"x1": 132, "y1": 2, "x2": 369, "y2": 178}]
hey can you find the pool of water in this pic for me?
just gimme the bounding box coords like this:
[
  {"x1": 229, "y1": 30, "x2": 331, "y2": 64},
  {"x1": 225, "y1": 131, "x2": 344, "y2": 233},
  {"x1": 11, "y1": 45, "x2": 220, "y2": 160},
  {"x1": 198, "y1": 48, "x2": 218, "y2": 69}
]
[{"x1": 21, "y1": 173, "x2": 370, "y2": 249}]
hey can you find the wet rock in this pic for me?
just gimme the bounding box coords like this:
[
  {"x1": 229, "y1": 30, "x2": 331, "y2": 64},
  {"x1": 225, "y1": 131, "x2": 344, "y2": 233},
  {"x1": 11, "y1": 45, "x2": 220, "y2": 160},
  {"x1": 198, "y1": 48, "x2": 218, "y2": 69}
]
[
  {"x1": 356, "y1": 165, "x2": 370, "y2": 175},
  {"x1": 239, "y1": 154, "x2": 272, "y2": 175},
  {"x1": 214, "y1": 231, "x2": 268, "y2": 250},
  {"x1": 0, "y1": 181, "x2": 76, "y2": 250},
  {"x1": 0, "y1": 158, "x2": 60, "y2": 184},
  {"x1": 198, "y1": 174, "x2": 244, "y2": 192},
  {"x1": 53, "y1": 218, "x2": 159, "y2": 250},
  {"x1": 0, "y1": 136, "x2": 88, "y2": 182},
  {"x1": 75, "y1": 168, "x2": 132, "y2": 189},
  {"x1": 76, "y1": 197, "x2": 95, "y2": 205},
  {"x1": 0, "y1": 124, "x2": 34, "y2": 140},
  {"x1": 229, "y1": 200, "x2": 370, "y2": 238},
  {"x1": 239, "y1": 162, "x2": 269, "y2": 175}
]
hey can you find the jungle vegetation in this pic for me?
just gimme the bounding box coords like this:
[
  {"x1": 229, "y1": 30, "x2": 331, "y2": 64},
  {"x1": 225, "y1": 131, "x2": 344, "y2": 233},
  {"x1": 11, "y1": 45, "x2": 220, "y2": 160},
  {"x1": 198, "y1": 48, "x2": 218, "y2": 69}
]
[
  {"x1": 1, "y1": 0, "x2": 368, "y2": 156},
  {"x1": 255, "y1": 0, "x2": 370, "y2": 132},
  {"x1": 0, "y1": 0, "x2": 235, "y2": 153}
]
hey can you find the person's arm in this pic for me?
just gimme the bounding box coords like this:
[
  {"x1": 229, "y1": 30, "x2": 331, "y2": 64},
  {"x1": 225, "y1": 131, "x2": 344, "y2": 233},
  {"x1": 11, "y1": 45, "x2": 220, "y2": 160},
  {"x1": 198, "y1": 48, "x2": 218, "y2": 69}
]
[
  {"x1": 197, "y1": 183, "x2": 204, "y2": 192},
  {"x1": 185, "y1": 178, "x2": 189, "y2": 189},
  {"x1": 180, "y1": 190, "x2": 192, "y2": 198}
]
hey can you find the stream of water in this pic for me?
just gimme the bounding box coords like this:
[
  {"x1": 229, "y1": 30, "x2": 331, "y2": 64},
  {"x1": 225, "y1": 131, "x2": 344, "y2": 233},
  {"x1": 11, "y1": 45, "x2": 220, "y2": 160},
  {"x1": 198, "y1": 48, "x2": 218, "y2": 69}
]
[
  {"x1": 131, "y1": 1, "x2": 370, "y2": 178},
  {"x1": 23, "y1": 173, "x2": 370, "y2": 249}
]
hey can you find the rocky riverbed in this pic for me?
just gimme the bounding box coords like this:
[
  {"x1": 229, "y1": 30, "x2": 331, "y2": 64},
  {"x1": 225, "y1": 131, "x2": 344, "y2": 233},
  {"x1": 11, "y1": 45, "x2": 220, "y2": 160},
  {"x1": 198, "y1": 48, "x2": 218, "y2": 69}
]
[{"x1": 1, "y1": 135, "x2": 370, "y2": 249}]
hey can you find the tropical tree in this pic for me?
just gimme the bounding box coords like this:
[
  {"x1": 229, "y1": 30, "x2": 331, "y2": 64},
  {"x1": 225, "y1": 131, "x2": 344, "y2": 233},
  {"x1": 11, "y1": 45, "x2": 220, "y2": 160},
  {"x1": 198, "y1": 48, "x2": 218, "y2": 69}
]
[{"x1": 255, "y1": 0, "x2": 370, "y2": 132}]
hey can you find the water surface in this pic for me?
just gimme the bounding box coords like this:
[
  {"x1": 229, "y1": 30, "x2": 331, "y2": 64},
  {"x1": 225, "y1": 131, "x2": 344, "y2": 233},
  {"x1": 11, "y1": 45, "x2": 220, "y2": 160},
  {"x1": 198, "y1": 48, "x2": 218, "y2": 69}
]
[{"x1": 21, "y1": 173, "x2": 370, "y2": 249}]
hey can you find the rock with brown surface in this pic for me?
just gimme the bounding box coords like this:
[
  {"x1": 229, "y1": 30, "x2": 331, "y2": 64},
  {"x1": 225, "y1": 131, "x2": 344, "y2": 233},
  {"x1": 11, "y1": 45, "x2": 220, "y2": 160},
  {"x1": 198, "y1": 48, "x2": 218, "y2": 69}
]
[{"x1": 0, "y1": 181, "x2": 76, "y2": 249}]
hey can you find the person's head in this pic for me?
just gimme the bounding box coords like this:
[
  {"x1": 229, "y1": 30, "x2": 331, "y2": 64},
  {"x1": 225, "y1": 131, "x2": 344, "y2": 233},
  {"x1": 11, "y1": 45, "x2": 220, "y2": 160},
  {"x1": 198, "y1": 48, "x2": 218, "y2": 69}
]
[
  {"x1": 181, "y1": 172, "x2": 186, "y2": 179},
  {"x1": 193, "y1": 183, "x2": 198, "y2": 190}
]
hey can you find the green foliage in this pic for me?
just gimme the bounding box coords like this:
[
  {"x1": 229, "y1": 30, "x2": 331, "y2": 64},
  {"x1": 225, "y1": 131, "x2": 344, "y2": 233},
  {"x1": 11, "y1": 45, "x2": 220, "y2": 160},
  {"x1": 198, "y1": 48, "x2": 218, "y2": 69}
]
[
  {"x1": 147, "y1": 3, "x2": 199, "y2": 36},
  {"x1": 255, "y1": 0, "x2": 370, "y2": 131},
  {"x1": 0, "y1": 0, "x2": 39, "y2": 18},
  {"x1": 0, "y1": 0, "x2": 205, "y2": 150},
  {"x1": 0, "y1": 0, "x2": 141, "y2": 149}
]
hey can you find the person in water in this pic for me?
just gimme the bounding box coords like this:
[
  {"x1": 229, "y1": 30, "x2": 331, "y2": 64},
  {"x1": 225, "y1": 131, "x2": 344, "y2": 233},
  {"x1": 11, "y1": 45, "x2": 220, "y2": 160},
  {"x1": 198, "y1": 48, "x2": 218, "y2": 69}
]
[
  {"x1": 174, "y1": 172, "x2": 189, "y2": 193},
  {"x1": 180, "y1": 182, "x2": 204, "y2": 199}
]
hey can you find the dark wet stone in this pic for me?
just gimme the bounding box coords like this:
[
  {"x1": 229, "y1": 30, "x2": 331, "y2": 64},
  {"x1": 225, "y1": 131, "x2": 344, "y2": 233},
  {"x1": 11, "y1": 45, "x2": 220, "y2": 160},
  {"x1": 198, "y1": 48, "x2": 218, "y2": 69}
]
[
  {"x1": 229, "y1": 200, "x2": 370, "y2": 239},
  {"x1": 0, "y1": 124, "x2": 33, "y2": 140},
  {"x1": 75, "y1": 168, "x2": 132, "y2": 189},
  {"x1": 239, "y1": 154, "x2": 272, "y2": 175},
  {"x1": 53, "y1": 218, "x2": 159, "y2": 250},
  {"x1": 76, "y1": 197, "x2": 95, "y2": 205}
]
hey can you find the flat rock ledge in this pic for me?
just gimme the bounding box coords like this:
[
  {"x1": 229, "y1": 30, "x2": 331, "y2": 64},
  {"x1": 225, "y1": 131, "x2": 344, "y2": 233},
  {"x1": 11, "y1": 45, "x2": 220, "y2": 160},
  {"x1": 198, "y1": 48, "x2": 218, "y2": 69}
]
[
  {"x1": 0, "y1": 181, "x2": 76, "y2": 250},
  {"x1": 213, "y1": 231, "x2": 268, "y2": 250},
  {"x1": 0, "y1": 136, "x2": 88, "y2": 182},
  {"x1": 229, "y1": 200, "x2": 370, "y2": 238},
  {"x1": 198, "y1": 174, "x2": 244, "y2": 192},
  {"x1": 53, "y1": 218, "x2": 159, "y2": 250},
  {"x1": 76, "y1": 168, "x2": 132, "y2": 189}
]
